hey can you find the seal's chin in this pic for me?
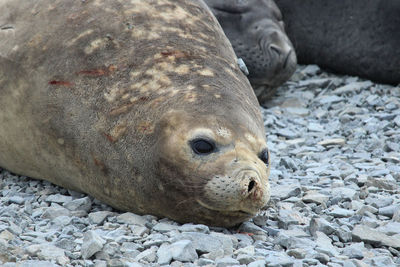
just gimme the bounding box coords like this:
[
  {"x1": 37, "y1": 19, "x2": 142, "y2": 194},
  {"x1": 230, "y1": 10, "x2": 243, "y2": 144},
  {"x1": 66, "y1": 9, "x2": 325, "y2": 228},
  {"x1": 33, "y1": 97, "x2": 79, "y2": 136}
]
[{"x1": 196, "y1": 199, "x2": 258, "y2": 217}]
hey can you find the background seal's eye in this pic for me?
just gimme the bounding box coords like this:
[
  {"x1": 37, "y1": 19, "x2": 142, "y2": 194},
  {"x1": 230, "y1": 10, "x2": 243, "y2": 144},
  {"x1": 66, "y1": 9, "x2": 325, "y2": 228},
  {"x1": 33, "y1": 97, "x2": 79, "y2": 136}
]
[
  {"x1": 259, "y1": 148, "x2": 269, "y2": 165},
  {"x1": 190, "y1": 139, "x2": 216, "y2": 155}
]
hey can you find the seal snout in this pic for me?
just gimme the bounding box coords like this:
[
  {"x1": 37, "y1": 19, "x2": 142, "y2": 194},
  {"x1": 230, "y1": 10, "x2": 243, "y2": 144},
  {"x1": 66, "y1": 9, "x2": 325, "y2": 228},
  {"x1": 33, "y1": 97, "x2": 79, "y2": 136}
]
[{"x1": 239, "y1": 170, "x2": 263, "y2": 202}]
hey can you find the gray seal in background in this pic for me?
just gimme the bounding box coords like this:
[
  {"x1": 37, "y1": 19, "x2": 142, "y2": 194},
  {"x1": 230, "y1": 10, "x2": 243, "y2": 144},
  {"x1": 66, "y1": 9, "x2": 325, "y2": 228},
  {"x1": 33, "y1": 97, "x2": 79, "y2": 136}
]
[
  {"x1": 205, "y1": 0, "x2": 297, "y2": 102},
  {"x1": 275, "y1": 0, "x2": 400, "y2": 85}
]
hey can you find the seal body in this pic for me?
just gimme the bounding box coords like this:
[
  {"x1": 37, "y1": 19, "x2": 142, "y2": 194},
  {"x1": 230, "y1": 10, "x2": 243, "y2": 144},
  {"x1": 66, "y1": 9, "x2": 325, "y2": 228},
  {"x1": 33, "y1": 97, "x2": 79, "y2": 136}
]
[
  {"x1": 0, "y1": 0, "x2": 270, "y2": 227},
  {"x1": 275, "y1": 0, "x2": 400, "y2": 85},
  {"x1": 205, "y1": 0, "x2": 297, "y2": 102}
]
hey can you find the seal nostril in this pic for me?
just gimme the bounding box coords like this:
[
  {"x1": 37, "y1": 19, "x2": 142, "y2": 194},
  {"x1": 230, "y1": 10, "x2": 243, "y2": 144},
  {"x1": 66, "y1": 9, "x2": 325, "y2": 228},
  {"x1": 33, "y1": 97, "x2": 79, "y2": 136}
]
[
  {"x1": 269, "y1": 45, "x2": 281, "y2": 56},
  {"x1": 248, "y1": 180, "x2": 255, "y2": 193}
]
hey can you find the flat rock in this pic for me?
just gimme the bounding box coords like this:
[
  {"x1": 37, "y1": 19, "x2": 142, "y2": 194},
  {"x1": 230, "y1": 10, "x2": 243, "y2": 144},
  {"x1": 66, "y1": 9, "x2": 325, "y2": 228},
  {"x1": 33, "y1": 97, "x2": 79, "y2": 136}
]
[
  {"x1": 352, "y1": 225, "x2": 400, "y2": 249},
  {"x1": 116, "y1": 212, "x2": 148, "y2": 226}
]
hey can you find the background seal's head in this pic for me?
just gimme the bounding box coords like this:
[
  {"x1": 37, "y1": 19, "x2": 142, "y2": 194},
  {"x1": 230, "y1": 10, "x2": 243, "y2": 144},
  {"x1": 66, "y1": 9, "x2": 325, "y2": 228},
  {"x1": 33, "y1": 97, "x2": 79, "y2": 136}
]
[{"x1": 205, "y1": 0, "x2": 297, "y2": 90}]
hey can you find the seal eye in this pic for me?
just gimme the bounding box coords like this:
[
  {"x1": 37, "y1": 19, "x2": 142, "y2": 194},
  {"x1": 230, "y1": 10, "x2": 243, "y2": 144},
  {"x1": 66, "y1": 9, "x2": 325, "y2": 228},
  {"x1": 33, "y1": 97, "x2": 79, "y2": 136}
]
[
  {"x1": 190, "y1": 139, "x2": 216, "y2": 155},
  {"x1": 259, "y1": 148, "x2": 269, "y2": 165}
]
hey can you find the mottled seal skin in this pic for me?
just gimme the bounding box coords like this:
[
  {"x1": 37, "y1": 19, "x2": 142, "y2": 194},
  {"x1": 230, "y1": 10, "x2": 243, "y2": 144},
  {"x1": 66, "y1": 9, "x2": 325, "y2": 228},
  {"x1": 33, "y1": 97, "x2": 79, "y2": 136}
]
[
  {"x1": 0, "y1": 0, "x2": 270, "y2": 227},
  {"x1": 275, "y1": 0, "x2": 400, "y2": 85},
  {"x1": 204, "y1": 0, "x2": 297, "y2": 101}
]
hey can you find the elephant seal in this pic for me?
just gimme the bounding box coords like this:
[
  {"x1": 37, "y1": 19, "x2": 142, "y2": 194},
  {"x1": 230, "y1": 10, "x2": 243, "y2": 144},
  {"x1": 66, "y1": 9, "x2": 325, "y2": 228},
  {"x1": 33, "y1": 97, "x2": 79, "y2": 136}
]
[
  {"x1": 275, "y1": 0, "x2": 400, "y2": 85},
  {"x1": 0, "y1": 0, "x2": 270, "y2": 227},
  {"x1": 204, "y1": 0, "x2": 297, "y2": 102}
]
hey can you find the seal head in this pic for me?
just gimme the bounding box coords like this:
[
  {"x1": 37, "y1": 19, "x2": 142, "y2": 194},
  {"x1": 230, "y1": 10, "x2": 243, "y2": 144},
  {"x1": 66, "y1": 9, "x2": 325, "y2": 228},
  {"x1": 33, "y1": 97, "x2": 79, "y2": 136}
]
[
  {"x1": 152, "y1": 109, "x2": 270, "y2": 226},
  {"x1": 205, "y1": 0, "x2": 297, "y2": 96}
]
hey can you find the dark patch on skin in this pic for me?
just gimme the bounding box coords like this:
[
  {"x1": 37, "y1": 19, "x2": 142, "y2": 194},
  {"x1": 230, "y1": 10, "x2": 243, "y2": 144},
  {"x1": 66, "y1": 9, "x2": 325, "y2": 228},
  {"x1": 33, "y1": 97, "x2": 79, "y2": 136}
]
[
  {"x1": 1, "y1": 25, "x2": 14, "y2": 30},
  {"x1": 103, "y1": 133, "x2": 116, "y2": 143},
  {"x1": 48, "y1": 80, "x2": 73, "y2": 87},
  {"x1": 92, "y1": 155, "x2": 108, "y2": 175}
]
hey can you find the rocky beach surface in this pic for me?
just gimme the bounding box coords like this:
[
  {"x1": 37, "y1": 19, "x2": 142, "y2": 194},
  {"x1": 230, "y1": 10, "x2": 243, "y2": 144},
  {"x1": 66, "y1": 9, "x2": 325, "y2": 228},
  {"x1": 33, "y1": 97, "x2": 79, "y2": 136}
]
[{"x1": 1, "y1": 65, "x2": 399, "y2": 267}]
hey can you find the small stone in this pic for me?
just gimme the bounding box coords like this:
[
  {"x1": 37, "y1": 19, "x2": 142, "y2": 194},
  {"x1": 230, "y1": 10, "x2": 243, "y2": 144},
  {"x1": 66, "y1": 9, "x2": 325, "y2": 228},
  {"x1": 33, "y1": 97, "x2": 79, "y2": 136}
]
[
  {"x1": 277, "y1": 129, "x2": 300, "y2": 139},
  {"x1": 45, "y1": 194, "x2": 73, "y2": 203},
  {"x1": 248, "y1": 260, "x2": 267, "y2": 267},
  {"x1": 153, "y1": 222, "x2": 179, "y2": 233},
  {"x1": 376, "y1": 222, "x2": 400, "y2": 235},
  {"x1": 236, "y1": 254, "x2": 256, "y2": 265},
  {"x1": 302, "y1": 191, "x2": 329, "y2": 205},
  {"x1": 81, "y1": 230, "x2": 106, "y2": 259},
  {"x1": 318, "y1": 138, "x2": 346, "y2": 146},
  {"x1": 180, "y1": 224, "x2": 210, "y2": 233},
  {"x1": 332, "y1": 81, "x2": 373, "y2": 95},
  {"x1": 135, "y1": 247, "x2": 157, "y2": 263},
  {"x1": 41, "y1": 206, "x2": 71, "y2": 219},
  {"x1": 352, "y1": 225, "x2": 400, "y2": 249},
  {"x1": 301, "y1": 64, "x2": 320, "y2": 76},
  {"x1": 197, "y1": 258, "x2": 215, "y2": 266},
  {"x1": 116, "y1": 212, "x2": 148, "y2": 226},
  {"x1": 36, "y1": 245, "x2": 66, "y2": 262},
  {"x1": 157, "y1": 240, "x2": 198, "y2": 264},
  {"x1": 88, "y1": 211, "x2": 114, "y2": 225},
  {"x1": 342, "y1": 243, "x2": 365, "y2": 259},
  {"x1": 264, "y1": 251, "x2": 295, "y2": 267},
  {"x1": 215, "y1": 257, "x2": 240, "y2": 267},
  {"x1": 309, "y1": 217, "x2": 335, "y2": 236},
  {"x1": 63, "y1": 197, "x2": 92, "y2": 212},
  {"x1": 379, "y1": 204, "x2": 400, "y2": 218},
  {"x1": 328, "y1": 207, "x2": 355, "y2": 218},
  {"x1": 8, "y1": 196, "x2": 25, "y2": 205},
  {"x1": 315, "y1": 231, "x2": 338, "y2": 257}
]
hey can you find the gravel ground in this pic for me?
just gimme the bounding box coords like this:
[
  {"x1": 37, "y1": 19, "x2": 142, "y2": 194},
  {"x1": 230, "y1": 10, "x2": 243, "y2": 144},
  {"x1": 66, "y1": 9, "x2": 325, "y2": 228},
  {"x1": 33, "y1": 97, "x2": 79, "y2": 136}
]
[{"x1": 1, "y1": 65, "x2": 400, "y2": 267}]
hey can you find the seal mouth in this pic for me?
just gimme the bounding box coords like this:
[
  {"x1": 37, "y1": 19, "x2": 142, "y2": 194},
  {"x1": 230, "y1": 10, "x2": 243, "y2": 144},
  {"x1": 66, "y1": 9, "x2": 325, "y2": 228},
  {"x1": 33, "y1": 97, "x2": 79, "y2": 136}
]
[{"x1": 196, "y1": 199, "x2": 257, "y2": 217}]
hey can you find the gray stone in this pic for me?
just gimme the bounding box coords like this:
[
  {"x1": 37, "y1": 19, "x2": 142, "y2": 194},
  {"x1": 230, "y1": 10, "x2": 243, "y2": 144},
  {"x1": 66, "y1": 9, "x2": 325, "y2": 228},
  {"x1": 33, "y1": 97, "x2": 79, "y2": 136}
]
[
  {"x1": 318, "y1": 138, "x2": 346, "y2": 146},
  {"x1": 197, "y1": 258, "x2": 215, "y2": 266},
  {"x1": 376, "y1": 222, "x2": 400, "y2": 235},
  {"x1": 236, "y1": 254, "x2": 256, "y2": 265},
  {"x1": 277, "y1": 129, "x2": 300, "y2": 139},
  {"x1": 45, "y1": 194, "x2": 73, "y2": 203},
  {"x1": 9, "y1": 260, "x2": 59, "y2": 267},
  {"x1": 248, "y1": 260, "x2": 267, "y2": 267},
  {"x1": 81, "y1": 230, "x2": 106, "y2": 259},
  {"x1": 153, "y1": 222, "x2": 180, "y2": 233},
  {"x1": 63, "y1": 197, "x2": 92, "y2": 212},
  {"x1": 264, "y1": 251, "x2": 295, "y2": 267},
  {"x1": 215, "y1": 257, "x2": 240, "y2": 267},
  {"x1": 309, "y1": 217, "x2": 336, "y2": 236},
  {"x1": 180, "y1": 224, "x2": 210, "y2": 234},
  {"x1": 88, "y1": 211, "x2": 114, "y2": 225},
  {"x1": 135, "y1": 247, "x2": 157, "y2": 263},
  {"x1": 352, "y1": 225, "x2": 400, "y2": 249},
  {"x1": 116, "y1": 213, "x2": 148, "y2": 226},
  {"x1": 302, "y1": 191, "x2": 329, "y2": 205},
  {"x1": 342, "y1": 242, "x2": 365, "y2": 259},
  {"x1": 41, "y1": 206, "x2": 71, "y2": 219},
  {"x1": 8, "y1": 196, "x2": 25, "y2": 205},
  {"x1": 157, "y1": 240, "x2": 198, "y2": 264},
  {"x1": 315, "y1": 231, "x2": 338, "y2": 257},
  {"x1": 379, "y1": 204, "x2": 400, "y2": 218},
  {"x1": 328, "y1": 207, "x2": 355, "y2": 218}
]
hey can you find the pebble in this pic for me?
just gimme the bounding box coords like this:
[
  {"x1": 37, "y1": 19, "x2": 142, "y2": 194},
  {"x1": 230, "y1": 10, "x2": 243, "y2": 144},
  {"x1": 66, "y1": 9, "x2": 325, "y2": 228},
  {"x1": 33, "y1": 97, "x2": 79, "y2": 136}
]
[
  {"x1": 1, "y1": 65, "x2": 399, "y2": 266},
  {"x1": 81, "y1": 230, "x2": 106, "y2": 259}
]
